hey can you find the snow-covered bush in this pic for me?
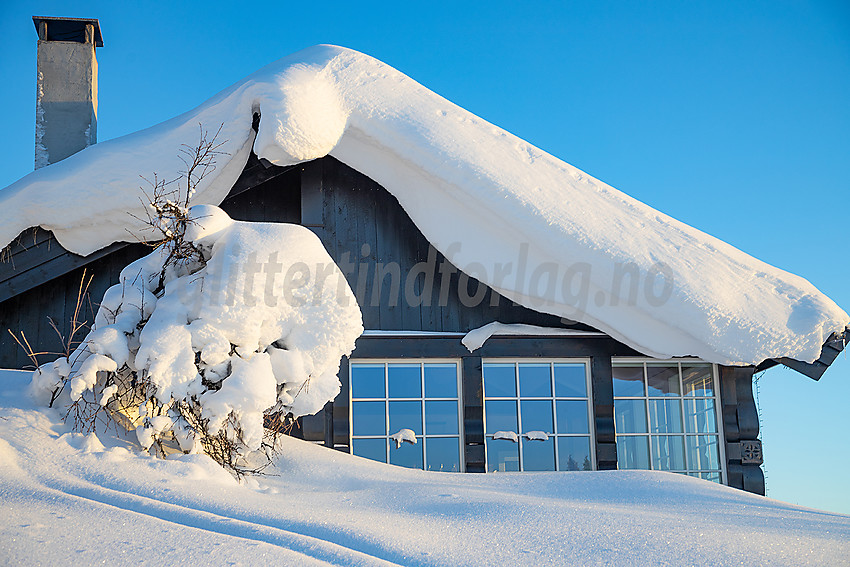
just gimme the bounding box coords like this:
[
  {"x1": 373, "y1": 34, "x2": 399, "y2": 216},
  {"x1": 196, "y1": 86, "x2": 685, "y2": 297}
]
[{"x1": 31, "y1": 203, "x2": 363, "y2": 474}]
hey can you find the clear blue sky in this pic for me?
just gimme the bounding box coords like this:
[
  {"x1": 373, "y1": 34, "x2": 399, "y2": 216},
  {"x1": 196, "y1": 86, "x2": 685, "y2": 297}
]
[{"x1": 1, "y1": 1, "x2": 848, "y2": 513}]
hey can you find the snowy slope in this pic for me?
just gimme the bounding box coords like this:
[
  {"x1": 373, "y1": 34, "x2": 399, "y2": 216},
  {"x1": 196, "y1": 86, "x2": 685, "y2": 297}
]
[
  {"x1": 0, "y1": 45, "x2": 846, "y2": 366},
  {"x1": 1, "y1": 369, "x2": 848, "y2": 566}
]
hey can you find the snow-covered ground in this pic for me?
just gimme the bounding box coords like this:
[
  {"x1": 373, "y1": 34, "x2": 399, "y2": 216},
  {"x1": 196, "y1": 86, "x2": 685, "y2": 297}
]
[{"x1": 1, "y1": 369, "x2": 847, "y2": 566}]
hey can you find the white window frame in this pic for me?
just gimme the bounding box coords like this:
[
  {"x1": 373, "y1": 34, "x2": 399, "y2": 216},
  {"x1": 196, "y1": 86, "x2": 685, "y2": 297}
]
[
  {"x1": 349, "y1": 358, "x2": 465, "y2": 472},
  {"x1": 482, "y1": 357, "x2": 596, "y2": 472},
  {"x1": 611, "y1": 358, "x2": 727, "y2": 483}
]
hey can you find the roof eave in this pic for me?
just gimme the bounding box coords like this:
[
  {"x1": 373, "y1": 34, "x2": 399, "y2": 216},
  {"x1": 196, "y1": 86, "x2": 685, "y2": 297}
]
[{"x1": 755, "y1": 327, "x2": 849, "y2": 380}]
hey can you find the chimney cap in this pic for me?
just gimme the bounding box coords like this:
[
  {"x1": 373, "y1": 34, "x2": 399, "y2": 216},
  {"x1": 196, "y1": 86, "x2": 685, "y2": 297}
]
[{"x1": 32, "y1": 16, "x2": 103, "y2": 47}]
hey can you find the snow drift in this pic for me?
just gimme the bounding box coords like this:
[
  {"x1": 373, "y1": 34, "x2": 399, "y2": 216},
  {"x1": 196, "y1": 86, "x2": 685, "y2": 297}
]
[
  {"x1": 1, "y1": 369, "x2": 849, "y2": 566},
  {"x1": 0, "y1": 45, "x2": 846, "y2": 366}
]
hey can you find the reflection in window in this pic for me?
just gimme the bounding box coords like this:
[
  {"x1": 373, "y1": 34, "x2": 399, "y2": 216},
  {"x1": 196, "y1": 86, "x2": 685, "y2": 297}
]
[
  {"x1": 388, "y1": 364, "x2": 421, "y2": 398},
  {"x1": 558, "y1": 437, "x2": 593, "y2": 471},
  {"x1": 614, "y1": 399, "x2": 647, "y2": 433},
  {"x1": 486, "y1": 437, "x2": 520, "y2": 472},
  {"x1": 617, "y1": 436, "x2": 649, "y2": 470},
  {"x1": 613, "y1": 361, "x2": 723, "y2": 482},
  {"x1": 612, "y1": 365, "x2": 645, "y2": 397},
  {"x1": 483, "y1": 360, "x2": 594, "y2": 472},
  {"x1": 651, "y1": 435, "x2": 685, "y2": 471},
  {"x1": 350, "y1": 361, "x2": 462, "y2": 472}
]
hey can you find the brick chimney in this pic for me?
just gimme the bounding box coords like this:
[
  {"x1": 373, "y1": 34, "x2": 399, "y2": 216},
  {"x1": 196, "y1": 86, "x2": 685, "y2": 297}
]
[{"x1": 32, "y1": 16, "x2": 103, "y2": 169}]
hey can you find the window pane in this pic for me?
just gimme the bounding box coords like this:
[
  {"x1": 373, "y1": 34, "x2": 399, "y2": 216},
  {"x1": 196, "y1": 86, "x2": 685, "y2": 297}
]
[
  {"x1": 390, "y1": 438, "x2": 423, "y2": 469},
  {"x1": 614, "y1": 399, "x2": 647, "y2": 433},
  {"x1": 483, "y1": 363, "x2": 516, "y2": 397},
  {"x1": 352, "y1": 401, "x2": 385, "y2": 435},
  {"x1": 522, "y1": 437, "x2": 556, "y2": 471},
  {"x1": 351, "y1": 364, "x2": 384, "y2": 398},
  {"x1": 648, "y1": 399, "x2": 683, "y2": 433},
  {"x1": 518, "y1": 363, "x2": 551, "y2": 397},
  {"x1": 557, "y1": 437, "x2": 592, "y2": 471},
  {"x1": 650, "y1": 435, "x2": 685, "y2": 470},
  {"x1": 352, "y1": 438, "x2": 386, "y2": 463},
  {"x1": 700, "y1": 471, "x2": 722, "y2": 483},
  {"x1": 617, "y1": 436, "x2": 650, "y2": 469},
  {"x1": 425, "y1": 437, "x2": 461, "y2": 472},
  {"x1": 424, "y1": 364, "x2": 457, "y2": 398},
  {"x1": 554, "y1": 363, "x2": 587, "y2": 397},
  {"x1": 686, "y1": 435, "x2": 720, "y2": 471},
  {"x1": 682, "y1": 365, "x2": 714, "y2": 396},
  {"x1": 520, "y1": 400, "x2": 554, "y2": 433},
  {"x1": 388, "y1": 364, "x2": 421, "y2": 398},
  {"x1": 613, "y1": 365, "x2": 645, "y2": 397},
  {"x1": 556, "y1": 400, "x2": 589, "y2": 434},
  {"x1": 683, "y1": 399, "x2": 717, "y2": 433},
  {"x1": 389, "y1": 401, "x2": 422, "y2": 435},
  {"x1": 646, "y1": 364, "x2": 680, "y2": 396},
  {"x1": 424, "y1": 400, "x2": 459, "y2": 435},
  {"x1": 486, "y1": 437, "x2": 520, "y2": 472},
  {"x1": 485, "y1": 400, "x2": 518, "y2": 434}
]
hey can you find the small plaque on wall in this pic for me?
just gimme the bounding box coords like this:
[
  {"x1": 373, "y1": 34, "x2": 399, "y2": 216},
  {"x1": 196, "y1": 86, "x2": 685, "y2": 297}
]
[{"x1": 741, "y1": 440, "x2": 763, "y2": 465}]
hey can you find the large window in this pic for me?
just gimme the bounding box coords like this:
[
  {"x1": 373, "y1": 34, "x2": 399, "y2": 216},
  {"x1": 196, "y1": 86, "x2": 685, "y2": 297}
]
[
  {"x1": 612, "y1": 360, "x2": 725, "y2": 482},
  {"x1": 350, "y1": 360, "x2": 463, "y2": 472},
  {"x1": 483, "y1": 360, "x2": 595, "y2": 472}
]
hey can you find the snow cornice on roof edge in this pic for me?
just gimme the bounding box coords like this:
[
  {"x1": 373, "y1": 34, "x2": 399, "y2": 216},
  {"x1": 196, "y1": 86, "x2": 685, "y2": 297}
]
[{"x1": 0, "y1": 45, "x2": 846, "y2": 368}]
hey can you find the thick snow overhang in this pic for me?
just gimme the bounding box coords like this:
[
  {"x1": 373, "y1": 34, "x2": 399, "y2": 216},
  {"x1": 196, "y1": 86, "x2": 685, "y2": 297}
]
[{"x1": 0, "y1": 45, "x2": 847, "y2": 370}]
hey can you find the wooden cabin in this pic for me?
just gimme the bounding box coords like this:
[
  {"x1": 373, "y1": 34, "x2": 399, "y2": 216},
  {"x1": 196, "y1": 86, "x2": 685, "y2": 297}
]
[
  {"x1": 7, "y1": 151, "x2": 848, "y2": 494},
  {"x1": 2, "y1": 19, "x2": 847, "y2": 496}
]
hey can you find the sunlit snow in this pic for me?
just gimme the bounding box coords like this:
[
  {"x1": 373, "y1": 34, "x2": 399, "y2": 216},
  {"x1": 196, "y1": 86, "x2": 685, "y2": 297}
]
[
  {"x1": 0, "y1": 45, "x2": 846, "y2": 367},
  {"x1": 1, "y1": 369, "x2": 848, "y2": 565},
  {"x1": 30, "y1": 206, "x2": 362, "y2": 460}
]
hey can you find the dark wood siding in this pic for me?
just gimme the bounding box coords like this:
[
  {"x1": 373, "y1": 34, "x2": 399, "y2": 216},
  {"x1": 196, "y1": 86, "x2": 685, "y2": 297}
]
[
  {"x1": 0, "y1": 243, "x2": 148, "y2": 369},
  {"x1": 311, "y1": 156, "x2": 593, "y2": 334},
  {"x1": 719, "y1": 365, "x2": 765, "y2": 495},
  {"x1": 220, "y1": 163, "x2": 301, "y2": 224}
]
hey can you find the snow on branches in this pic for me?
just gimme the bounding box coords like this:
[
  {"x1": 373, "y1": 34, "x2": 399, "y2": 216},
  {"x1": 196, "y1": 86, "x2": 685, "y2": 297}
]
[{"x1": 30, "y1": 132, "x2": 362, "y2": 474}]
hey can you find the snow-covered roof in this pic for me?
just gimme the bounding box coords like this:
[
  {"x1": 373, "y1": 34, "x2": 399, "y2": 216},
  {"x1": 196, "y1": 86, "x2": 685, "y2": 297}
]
[{"x1": 0, "y1": 45, "x2": 846, "y2": 367}]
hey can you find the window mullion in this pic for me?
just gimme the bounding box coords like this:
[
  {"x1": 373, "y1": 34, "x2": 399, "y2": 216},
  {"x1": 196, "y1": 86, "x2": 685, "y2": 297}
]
[
  {"x1": 643, "y1": 363, "x2": 654, "y2": 471},
  {"x1": 420, "y1": 363, "x2": 427, "y2": 471},
  {"x1": 384, "y1": 363, "x2": 389, "y2": 463},
  {"x1": 712, "y1": 365, "x2": 726, "y2": 483},
  {"x1": 551, "y1": 362, "x2": 560, "y2": 471},
  {"x1": 679, "y1": 362, "x2": 690, "y2": 472},
  {"x1": 458, "y1": 363, "x2": 465, "y2": 473},
  {"x1": 515, "y1": 363, "x2": 523, "y2": 471}
]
